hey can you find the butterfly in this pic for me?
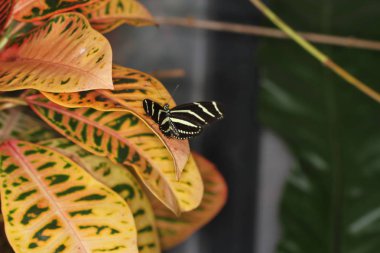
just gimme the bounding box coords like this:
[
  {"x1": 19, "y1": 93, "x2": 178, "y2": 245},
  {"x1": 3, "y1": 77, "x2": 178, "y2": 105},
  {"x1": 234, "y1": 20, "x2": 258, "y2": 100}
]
[{"x1": 143, "y1": 99, "x2": 224, "y2": 140}]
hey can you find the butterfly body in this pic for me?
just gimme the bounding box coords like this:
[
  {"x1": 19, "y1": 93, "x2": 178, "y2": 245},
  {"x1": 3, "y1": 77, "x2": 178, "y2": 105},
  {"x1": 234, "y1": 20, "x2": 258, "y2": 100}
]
[{"x1": 143, "y1": 99, "x2": 223, "y2": 140}]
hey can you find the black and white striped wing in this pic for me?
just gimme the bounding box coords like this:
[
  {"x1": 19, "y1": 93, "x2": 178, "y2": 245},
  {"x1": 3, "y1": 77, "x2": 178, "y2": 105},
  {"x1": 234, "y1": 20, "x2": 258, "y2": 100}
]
[
  {"x1": 165, "y1": 115, "x2": 203, "y2": 139},
  {"x1": 170, "y1": 101, "x2": 224, "y2": 126},
  {"x1": 143, "y1": 99, "x2": 166, "y2": 125},
  {"x1": 168, "y1": 101, "x2": 223, "y2": 139},
  {"x1": 143, "y1": 99, "x2": 173, "y2": 138}
]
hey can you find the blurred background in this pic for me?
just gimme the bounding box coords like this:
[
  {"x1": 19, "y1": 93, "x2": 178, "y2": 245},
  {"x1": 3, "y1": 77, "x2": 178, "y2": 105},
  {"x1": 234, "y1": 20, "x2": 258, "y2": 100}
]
[{"x1": 108, "y1": 0, "x2": 380, "y2": 252}]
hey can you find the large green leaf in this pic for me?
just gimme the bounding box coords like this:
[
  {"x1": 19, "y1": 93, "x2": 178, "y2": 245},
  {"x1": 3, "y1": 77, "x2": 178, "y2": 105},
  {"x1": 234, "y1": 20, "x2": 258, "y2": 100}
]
[{"x1": 259, "y1": 1, "x2": 380, "y2": 252}]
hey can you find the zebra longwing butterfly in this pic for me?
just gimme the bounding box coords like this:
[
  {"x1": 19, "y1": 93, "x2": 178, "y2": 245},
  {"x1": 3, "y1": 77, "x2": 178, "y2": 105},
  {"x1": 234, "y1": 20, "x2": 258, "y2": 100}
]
[{"x1": 143, "y1": 99, "x2": 224, "y2": 140}]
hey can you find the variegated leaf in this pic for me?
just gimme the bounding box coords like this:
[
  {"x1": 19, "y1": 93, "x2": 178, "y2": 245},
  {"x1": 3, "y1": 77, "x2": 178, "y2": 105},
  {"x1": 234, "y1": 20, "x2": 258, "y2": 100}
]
[
  {"x1": 27, "y1": 95, "x2": 203, "y2": 215},
  {"x1": 0, "y1": 13, "x2": 113, "y2": 92},
  {"x1": 0, "y1": 140, "x2": 138, "y2": 253},
  {"x1": 0, "y1": 0, "x2": 13, "y2": 34},
  {"x1": 42, "y1": 64, "x2": 190, "y2": 179},
  {"x1": 13, "y1": 0, "x2": 97, "y2": 21},
  {"x1": 154, "y1": 152, "x2": 227, "y2": 250},
  {"x1": 0, "y1": 108, "x2": 57, "y2": 142},
  {"x1": 0, "y1": 204, "x2": 13, "y2": 253},
  {"x1": 84, "y1": 0, "x2": 155, "y2": 34},
  {"x1": 41, "y1": 138, "x2": 161, "y2": 253},
  {"x1": 81, "y1": 0, "x2": 111, "y2": 13}
]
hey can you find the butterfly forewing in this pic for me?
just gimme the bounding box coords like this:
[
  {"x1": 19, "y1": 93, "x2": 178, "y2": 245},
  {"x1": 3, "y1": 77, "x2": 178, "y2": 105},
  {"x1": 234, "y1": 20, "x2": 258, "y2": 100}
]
[
  {"x1": 143, "y1": 99, "x2": 166, "y2": 124},
  {"x1": 171, "y1": 102, "x2": 223, "y2": 126}
]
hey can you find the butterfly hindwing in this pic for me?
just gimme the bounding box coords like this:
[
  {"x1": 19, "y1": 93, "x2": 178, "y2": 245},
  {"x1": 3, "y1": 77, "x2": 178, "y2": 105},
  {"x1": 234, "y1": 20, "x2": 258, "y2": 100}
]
[{"x1": 169, "y1": 115, "x2": 203, "y2": 139}]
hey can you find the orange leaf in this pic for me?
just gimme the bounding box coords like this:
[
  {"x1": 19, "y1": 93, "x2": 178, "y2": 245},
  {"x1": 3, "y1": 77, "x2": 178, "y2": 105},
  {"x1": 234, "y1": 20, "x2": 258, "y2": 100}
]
[
  {"x1": 153, "y1": 152, "x2": 227, "y2": 250},
  {"x1": 42, "y1": 65, "x2": 190, "y2": 178},
  {"x1": 13, "y1": 0, "x2": 99, "y2": 21},
  {"x1": 0, "y1": 13, "x2": 113, "y2": 92}
]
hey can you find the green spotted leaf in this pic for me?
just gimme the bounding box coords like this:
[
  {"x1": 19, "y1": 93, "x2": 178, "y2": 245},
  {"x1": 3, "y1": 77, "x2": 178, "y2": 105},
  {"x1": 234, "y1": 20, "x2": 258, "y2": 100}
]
[
  {"x1": 154, "y1": 153, "x2": 227, "y2": 250},
  {"x1": 83, "y1": 0, "x2": 155, "y2": 34},
  {"x1": 40, "y1": 138, "x2": 161, "y2": 253},
  {"x1": 27, "y1": 95, "x2": 203, "y2": 215},
  {"x1": 81, "y1": 0, "x2": 111, "y2": 12},
  {"x1": 0, "y1": 13, "x2": 113, "y2": 92},
  {"x1": 42, "y1": 64, "x2": 190, "y2": 179},
  {"x1": 13, "y1": 0, "x2": 98, "y2": 21},
  {"x1": 0, "y1": 140, "x2": 138, "y2": 253},
  {"x1": 0, "y1": 108, "x2": 57, "y2": 143}
]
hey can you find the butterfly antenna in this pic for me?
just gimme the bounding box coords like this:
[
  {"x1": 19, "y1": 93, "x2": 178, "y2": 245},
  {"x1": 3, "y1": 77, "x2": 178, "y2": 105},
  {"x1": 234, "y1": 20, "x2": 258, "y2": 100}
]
[{"x1": 166, "y1": 84, "x2": 180, "y2": 105}]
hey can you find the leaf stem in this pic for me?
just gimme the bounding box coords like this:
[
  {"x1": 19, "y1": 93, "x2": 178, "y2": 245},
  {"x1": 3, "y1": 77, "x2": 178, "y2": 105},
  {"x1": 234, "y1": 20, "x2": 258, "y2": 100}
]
[
  {"x1": 0, "y1": 97, "x2": 28, "y2": 110},
  {"x1": 250, "y1": 0, "x2": 380, "y2": 104},
  {"x1": 156, "y1": 16, "x2": 380, "y2": 51}
]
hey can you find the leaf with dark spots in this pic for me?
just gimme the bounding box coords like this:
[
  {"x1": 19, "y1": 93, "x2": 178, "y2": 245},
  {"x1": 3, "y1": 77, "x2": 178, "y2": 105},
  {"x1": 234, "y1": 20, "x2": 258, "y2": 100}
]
[{"x1": 0, "y1": 140, "x2": 138, "y2": 252}]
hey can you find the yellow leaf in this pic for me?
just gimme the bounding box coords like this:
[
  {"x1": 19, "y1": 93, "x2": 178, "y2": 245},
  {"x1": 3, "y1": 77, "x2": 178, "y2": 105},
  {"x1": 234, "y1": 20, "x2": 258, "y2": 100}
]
[
  {"x1": 0, "y1": 140, "x2": 137, "y2": 253},
  {"x1": 154, "y1": 153, "x2": 227, "y2": 250},
  {"x1": 0, "y1": 13, "x2": 113, "y2": 92},
  {"x1": 42, "y1": 65, "x2": 190, "y2": 179},
  {"x1": 28, "y1": 95, "x2": 203, "y2": 215},
  {"x1": 84, "y1": 0, "x2": 156, "y2": 34},
  {"x1": 41, "y1": 138, "x2": 161, "y2": 253}
]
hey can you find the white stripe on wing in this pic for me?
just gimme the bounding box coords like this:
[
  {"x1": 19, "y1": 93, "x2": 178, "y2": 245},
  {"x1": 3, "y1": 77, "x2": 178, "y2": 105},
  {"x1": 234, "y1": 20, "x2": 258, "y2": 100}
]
[
  {"x1": 212, "y1": 101, "x2": 223, "y2": 116},
  {"x1": 170, "y1": 109, "x2": 206, "y2": 123},
  {"x1": 171, "y1": 117, "x2": 199, "y2": 127},
  {"x1": 194, "y1": 102, "x2": 215, "y2": 117}
]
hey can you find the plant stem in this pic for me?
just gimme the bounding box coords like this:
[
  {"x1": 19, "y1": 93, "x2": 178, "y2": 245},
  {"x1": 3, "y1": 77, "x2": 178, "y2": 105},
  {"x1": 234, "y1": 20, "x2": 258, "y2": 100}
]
[
  {"x1": 0, "y1": 97, "x2": 27, "y2": 106},
  {"x1": 156, "y1": 16, "x2": 380, "y2": 51},
  {"x1": 250, "y1": 0, "x2": 380, "y2": 104}
]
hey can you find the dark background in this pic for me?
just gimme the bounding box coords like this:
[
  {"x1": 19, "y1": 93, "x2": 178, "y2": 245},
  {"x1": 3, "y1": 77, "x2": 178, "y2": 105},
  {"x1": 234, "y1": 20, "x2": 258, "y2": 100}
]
[{"x1": 108, "y1": 0, "x2": 260, "y2": 252}]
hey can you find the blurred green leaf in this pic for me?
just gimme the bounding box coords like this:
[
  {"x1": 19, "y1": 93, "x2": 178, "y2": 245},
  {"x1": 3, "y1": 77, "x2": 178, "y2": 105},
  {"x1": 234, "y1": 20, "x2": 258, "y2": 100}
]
[{"x1": 259, "y1": 1, "x2": 380, "y2": 253}]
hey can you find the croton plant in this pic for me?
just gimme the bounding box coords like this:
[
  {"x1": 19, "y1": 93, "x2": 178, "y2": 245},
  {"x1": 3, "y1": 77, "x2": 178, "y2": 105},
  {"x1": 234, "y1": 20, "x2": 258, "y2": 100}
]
[{"x1": 0, "y1": 1, "x2": 227, "y2": 252}]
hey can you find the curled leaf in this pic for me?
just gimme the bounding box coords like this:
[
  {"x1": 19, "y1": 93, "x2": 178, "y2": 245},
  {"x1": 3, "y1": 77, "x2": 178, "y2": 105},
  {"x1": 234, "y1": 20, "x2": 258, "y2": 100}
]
[
  {"x1": 27, "y1": 95, "x2": 203, "y2": 215},
  {"x1": 154, "y1": 152, "x2": 227, "y2": 249},
  {"x1": 84, "y1": 0, "x2": 155, "y2": 33},
  {"x1": 0, "y1": 140, "x2": 138, "y2": 253},
  {"x1": 42, "y1": 65, "x2": 190, "y2": 179},
  {"x1": 41, "y1": 138, "x2": 161, "y2": 253},
  {"x1": 0, "y1": 13, "x2": 113, "y2": 92}
]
